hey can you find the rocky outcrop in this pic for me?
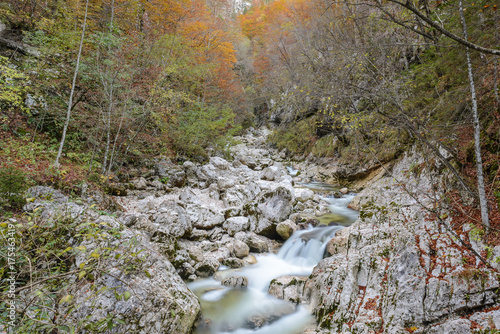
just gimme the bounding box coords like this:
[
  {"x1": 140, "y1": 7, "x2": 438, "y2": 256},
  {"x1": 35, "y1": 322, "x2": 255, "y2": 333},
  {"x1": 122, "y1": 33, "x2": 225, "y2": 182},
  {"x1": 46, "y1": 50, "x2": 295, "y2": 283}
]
[
  {"x1": 21, "y1": 186, "x2": 201, "y2": 334},
  {"x1": 300, "y1": 150, "x2": 500, "y2": 334}
]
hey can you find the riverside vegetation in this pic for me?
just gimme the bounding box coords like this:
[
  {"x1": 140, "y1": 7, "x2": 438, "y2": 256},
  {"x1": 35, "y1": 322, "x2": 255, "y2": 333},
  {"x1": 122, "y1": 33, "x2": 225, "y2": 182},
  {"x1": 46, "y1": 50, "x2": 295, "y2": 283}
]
[{"x1": 1, "y1": 0, "x2": 500, "y2": 333}]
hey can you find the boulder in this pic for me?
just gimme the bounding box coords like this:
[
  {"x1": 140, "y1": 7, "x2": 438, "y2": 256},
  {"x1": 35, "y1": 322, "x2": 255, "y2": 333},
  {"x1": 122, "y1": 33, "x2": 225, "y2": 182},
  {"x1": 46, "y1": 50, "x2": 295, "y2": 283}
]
[
  {"x1": 222, "y1": 257, "x2": 244, "y2": 269},
  {"x1": 276, "y1": 220, "x2": 298, "y2": 240},
  {"x1": 186, "y1": 204, "x2": 224, "y2": 229},
  {"x1": 232, "y1": 239, "x2": 250, "y2": 258},
  {"x1": 223, "y1": 216, "x2": 250, "y2": 236},
  {"x1": 260, "y1": 166, "x2": 280, "y2": 181},
  {"x1": 294, "y1": 188, "x2": 314, "y2": 202},
  {"x1": 209, "y1": 156, "x2": 230, "y2": 170},
  {"x1": 236, "y1": 232, "x2": 269, "y2": 253},
  {"x1": 131, "y1": 177, "x2": 147, "y2": 190},
  {"x1": 243, "y1": 255, "x2": 258, "y2": 265},
  {"x1": 222, "y1": 276, "x2": 248, "y2": 288},
  {"x1": 168, "y1": 167, "x2": 186, "y2": 188},
  {"x1": 151, "y1": 202, "x2": 192, "y2": 240},
  {"x1": 195, "y1": 258, "x2": 220, "y2": 278},
  {"x1": 245, "y1": 186, "x2": 294, "y2": 238}
]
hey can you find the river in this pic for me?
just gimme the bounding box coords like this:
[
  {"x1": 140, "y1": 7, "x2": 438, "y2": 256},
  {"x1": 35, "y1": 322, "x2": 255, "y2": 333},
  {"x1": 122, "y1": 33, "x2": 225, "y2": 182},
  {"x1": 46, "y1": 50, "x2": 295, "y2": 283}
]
[{"x1": 188, "y1": 181, "x2": 359, "y2": 334}]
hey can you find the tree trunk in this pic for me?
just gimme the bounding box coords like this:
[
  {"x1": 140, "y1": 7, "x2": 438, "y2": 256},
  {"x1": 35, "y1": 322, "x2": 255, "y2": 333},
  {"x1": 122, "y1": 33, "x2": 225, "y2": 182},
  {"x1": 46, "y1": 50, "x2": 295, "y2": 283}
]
[
  {"x1": 459, "y1": 0, "x2": 489, "y2": 232},
  {"x1": 55, "y1": 0, "x2": 89, "y2": 166}
]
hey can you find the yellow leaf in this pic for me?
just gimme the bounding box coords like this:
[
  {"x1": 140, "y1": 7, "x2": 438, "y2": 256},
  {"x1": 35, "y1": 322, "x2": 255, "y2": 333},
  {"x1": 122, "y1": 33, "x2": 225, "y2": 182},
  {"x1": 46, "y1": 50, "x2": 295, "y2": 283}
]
[
  {"x1": 59, "y1": 294, "x2": 73, "y2": 304},
  {"x1": 78, "y1": 271, "x2": 86, "y2": 280}
]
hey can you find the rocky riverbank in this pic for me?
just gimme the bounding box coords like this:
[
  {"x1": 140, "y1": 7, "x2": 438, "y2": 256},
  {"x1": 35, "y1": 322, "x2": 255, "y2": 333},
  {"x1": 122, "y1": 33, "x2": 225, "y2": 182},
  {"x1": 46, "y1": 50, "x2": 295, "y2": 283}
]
[
  {"x1": 283, "y1": 148, "x2": 500, "y2": 333},
  {"x1": 15, "y1": 128, "x2": 500, "y2": 334}
]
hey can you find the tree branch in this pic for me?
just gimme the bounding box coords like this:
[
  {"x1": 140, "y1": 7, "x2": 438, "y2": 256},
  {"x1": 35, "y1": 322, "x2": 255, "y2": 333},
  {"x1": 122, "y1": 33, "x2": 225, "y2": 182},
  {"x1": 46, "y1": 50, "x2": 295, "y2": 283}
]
[{"x1": 387, "y1": 0, "x2": 500, "y2": 55}]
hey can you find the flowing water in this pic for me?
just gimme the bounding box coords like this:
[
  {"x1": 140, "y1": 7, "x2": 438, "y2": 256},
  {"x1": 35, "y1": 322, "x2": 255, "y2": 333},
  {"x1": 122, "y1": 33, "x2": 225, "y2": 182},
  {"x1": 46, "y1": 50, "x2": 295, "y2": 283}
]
[{"x1": 189, "y1": 180, "x2": 358, "y2": 334}]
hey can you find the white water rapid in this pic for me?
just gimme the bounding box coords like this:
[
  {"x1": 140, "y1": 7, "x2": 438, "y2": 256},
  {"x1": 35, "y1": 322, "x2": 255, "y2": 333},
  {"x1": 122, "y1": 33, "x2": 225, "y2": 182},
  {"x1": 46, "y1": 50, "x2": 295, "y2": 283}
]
[{"x1": 188, "y1": 186, "x2": 357, "y2": 334}]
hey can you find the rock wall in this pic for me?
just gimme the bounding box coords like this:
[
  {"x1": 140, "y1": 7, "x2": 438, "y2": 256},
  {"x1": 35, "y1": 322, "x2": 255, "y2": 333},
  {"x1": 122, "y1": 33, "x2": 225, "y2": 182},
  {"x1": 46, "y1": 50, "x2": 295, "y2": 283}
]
[{"x1": 301, "y1": 149, "x2": 500, "y2": 333}]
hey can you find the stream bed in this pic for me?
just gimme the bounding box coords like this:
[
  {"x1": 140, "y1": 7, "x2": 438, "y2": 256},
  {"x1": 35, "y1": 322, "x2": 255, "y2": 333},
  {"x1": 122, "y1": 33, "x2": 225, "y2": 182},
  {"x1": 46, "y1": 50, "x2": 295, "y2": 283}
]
[{"x1": 188, "y1": 182, "x2": 358, "y2": 334}]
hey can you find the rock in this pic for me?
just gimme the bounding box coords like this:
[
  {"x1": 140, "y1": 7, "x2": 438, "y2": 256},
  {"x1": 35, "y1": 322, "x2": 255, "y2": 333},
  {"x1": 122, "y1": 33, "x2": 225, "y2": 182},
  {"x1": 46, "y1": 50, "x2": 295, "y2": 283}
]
[
  {"x1": 196, "y1": 164, "x2": 218, "y2": 186},
  {"x1": 179, "y1": 188, "x2": 200, "y2": 204},
  {"x1": 210, "y1": 156, "x2": 230, "y2": 170},
  {"x1": 276, "y1": 220, "x2": 297, "y2": 240},
  {"x1": 236, "y1": 232, "x2": 269, "y2": 253},
  {"x1": 294, "y1": 188, "x2": 314, "y2": 202},
  {"x1": 221, "y1": 275, "x2": 248, "y2": 288},
  {"x1": 183, "y1": 161, "x2": 199, "y2": 185},
  {"x1": 232, "y1": 239, "x2": 250, "y2": 258},
  {"x1": 67, "y1": 252, "x2": 201, "y2": 334},
  {"x1": 31, "y1": 194, "x2": 201, "y2": 334},
  {"x1": 154, "y1": 159, "x2": 170, "y2": 178},
  {"x1": 24, "y1": 186, "x2": 68, "y2": 211},
  {"x1": 122, "y1": 214, "x2": 138, "y2": 227},
  {"x1": 223, "y1": 206, "x2": 242, "y2": 218},
  {"x1": 303, "y1": 150, "x2": 500, "y2": 333},
  {"x1": 188, "y1": 245, "x2": 205, "y2": 263},
  {"x1": 169, "y1": 168, "x2": 186, "y2": 188},
  {"x1": 243, "y1": 255, "x2": 258, "y2": 265},
  {"x1": 186, "y1": 204, "x2": 224, "y2": 229},
  {"x1": 325, "y1": 226, "x2": 350, "y2": 256},
  {"x1": 223, "y1": 216, "x2": 250, "y2": 236},
  {"x1": 245, "y1": 186, "x2": 294, "y2": 238},
  {"x1": 260, "y1": 166, "x2": 280, "y2": 181},
  {"x1": 339, "y1": 187, "x2": 349, "y2": 194},
  {"x1": 222, "y1": 257, "x2": 244, "y2": 268},
  {"x1": 188, "y1": 228, "x2": 210, "y2": 241},
  {"x1": 217, "y1": 177, "x2": 235, "y2": 190},
  {"x1": 132, "y1": 177, "x2": 148, "y2": 190},
  {"x1": 195, "y1": 258, "x2": 220, "y2": 278},
  {"x1": 205, "y1": 247, "x2": 231, "y2": 263},
  {"x1": 152, "y1": 202, "x2": 192, "y2": 240},
  {"x1": 239, "y1": 154, "x2": 257, "y2": 169},
  {"x1": 268, "y1": 276, "x2": 307, "y2": 304}
]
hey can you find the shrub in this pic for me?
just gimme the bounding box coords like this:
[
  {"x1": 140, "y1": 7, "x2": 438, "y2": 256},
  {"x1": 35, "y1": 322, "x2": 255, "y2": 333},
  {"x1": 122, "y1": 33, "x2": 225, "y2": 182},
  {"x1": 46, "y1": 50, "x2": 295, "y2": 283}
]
[{"x1": 0, "y1": 166, "x2": 28, "y2": 210}]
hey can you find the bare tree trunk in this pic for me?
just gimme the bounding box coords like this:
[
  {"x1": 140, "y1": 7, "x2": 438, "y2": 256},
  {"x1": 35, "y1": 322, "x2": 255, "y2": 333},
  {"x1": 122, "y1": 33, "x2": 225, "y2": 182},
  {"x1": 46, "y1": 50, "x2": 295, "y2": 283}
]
[
  {"x1": 55, "y1": 0, "x2": 89, "y2": 166},
  {"x1": 495, "y1": 58, "x2": 500, "y2": 106},
  {"x1": 459, "y1": 0, "x2": 489, "y2": 232},
  {"x1": 101, "y1": 84, "x2": 113, "y2": 174}
]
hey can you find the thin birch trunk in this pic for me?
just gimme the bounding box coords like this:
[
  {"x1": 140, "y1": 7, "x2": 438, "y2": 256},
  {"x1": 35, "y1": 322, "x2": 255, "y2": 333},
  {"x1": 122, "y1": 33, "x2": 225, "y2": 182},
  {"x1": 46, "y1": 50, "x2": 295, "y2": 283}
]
[
  {"x1": 101, "y1": 84, "x2": 113, "y2": 174},
  {"x1": 55, "y1": 0, "x2": 89, "y2": 166},
  {"x1": 459, "y1": 0, "x2": 489, "y2": 232}
]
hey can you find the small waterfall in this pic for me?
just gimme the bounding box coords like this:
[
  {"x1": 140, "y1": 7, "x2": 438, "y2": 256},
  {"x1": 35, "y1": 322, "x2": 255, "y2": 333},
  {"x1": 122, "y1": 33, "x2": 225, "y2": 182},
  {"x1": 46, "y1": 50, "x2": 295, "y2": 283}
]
[
  {"x1": 190, "y1": 225, "x2": 344, "y2": 334},
  {"x1": 286, "y1": 165, "x2": 299, "y2": 176},
  {"x1": 190, "y1": 181, "x2": 357, "y2": 334},
  {"x1": 278, "y1": 225, "x2": 344, "y2": 266}
]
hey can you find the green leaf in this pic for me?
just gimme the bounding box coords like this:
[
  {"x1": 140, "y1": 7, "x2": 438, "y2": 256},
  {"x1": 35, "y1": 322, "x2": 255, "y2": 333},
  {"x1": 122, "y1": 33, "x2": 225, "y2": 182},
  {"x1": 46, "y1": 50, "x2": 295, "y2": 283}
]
[
  {"x1": 78, "y1": 271, "x2": 86, "y2": 280},
  {"x1": 123, "y1": 291, "x2": 131, "y2": 301},
  {"x1": 144, "y1": 270, "x2": 151, "y2": 278},
  {"x1": 90, "y1": 251, "x2": 100, "y2": 258}
]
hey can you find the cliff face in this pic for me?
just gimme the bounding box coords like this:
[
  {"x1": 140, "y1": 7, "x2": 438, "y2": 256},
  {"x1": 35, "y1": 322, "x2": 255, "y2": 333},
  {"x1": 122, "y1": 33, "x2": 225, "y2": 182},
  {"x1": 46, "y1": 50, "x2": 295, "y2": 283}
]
[{"x1": 303, "y1": 150, "x2": 500, "y2": 333}]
